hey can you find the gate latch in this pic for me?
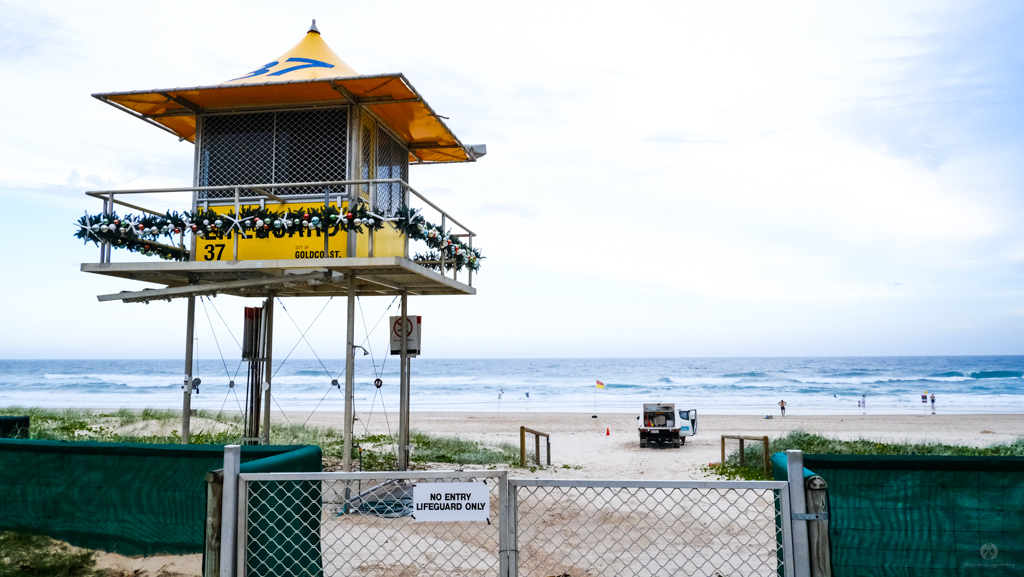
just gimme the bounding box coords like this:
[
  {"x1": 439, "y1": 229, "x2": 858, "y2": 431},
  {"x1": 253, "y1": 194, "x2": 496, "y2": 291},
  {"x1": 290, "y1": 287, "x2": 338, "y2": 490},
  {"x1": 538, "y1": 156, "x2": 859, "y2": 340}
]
[{"x1": 792, "y1": 513, "x2": 828, "y2": 521}]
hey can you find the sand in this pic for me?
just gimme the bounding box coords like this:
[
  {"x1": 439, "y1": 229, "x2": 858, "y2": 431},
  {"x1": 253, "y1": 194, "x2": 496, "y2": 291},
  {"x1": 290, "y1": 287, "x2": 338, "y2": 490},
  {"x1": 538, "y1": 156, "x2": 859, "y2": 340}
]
[{"x1": 286, "y1": 411, "x2": 1024, "y2": 479}]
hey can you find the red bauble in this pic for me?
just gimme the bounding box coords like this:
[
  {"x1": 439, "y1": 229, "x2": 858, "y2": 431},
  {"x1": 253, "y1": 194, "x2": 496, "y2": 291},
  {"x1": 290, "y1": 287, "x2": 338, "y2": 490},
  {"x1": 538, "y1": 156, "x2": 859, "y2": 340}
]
[
  {"x1": 173, "y1": 228, "x2": 181, "y2": 234},
  {"x1": 303, "y1": 213, "x2": 310, "y2": 219},
  {"x1": 190, "y1": 224, "x2": 197, "y2": 231},
  {"x1": 113, "y1": 219, "x2": 120, "y2": 225},
  {"x1": 346, "y1": 212, "x2": 353, "y2": 219},
  {"x1": 138, "y1": 224, "x2": 145, "y2": 230},
  {"x1": 263, "y1": 225, "x2": 269, "y2": 230}
]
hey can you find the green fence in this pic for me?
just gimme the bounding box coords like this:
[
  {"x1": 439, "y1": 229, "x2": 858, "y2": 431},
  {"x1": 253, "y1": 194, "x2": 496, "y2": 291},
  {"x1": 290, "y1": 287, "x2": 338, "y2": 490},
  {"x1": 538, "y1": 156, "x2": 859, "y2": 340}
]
[
  {"x1": 0, "y1": 439, "x2": 320, "y2": 556},
  {"x1": 775, "y1": 453, "x2": 1024, "y2": 577}
]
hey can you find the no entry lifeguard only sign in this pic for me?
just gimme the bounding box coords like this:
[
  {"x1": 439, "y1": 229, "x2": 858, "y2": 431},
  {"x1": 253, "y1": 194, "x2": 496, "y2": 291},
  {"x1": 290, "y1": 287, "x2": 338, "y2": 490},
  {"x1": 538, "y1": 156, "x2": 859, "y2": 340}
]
[{"x1": 411, "y1": 482, "x2": 489, "y2": 522}]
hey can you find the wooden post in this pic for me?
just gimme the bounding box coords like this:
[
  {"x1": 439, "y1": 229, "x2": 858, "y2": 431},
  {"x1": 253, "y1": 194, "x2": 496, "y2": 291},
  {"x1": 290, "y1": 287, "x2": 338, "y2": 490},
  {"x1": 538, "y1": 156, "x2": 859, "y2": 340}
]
[
  {"x1": 806, "y1": 475, "x2": 831, "y2": 577},
  {"x1": 546, "y1": 436, "x2": 551, "y2": 466},
  {"x1": 519, "y1": 426, "x2": 526, "y2": 468},
  {"x1": 720, "y1": 436, "x2": 726, "y2": 465},
  {"x1": 762, "y1": 436, "x2": 771, "y2": 478},
  {"x1": 203, "y1": 469, "x2": 224, "y2": 577},
  {"x1": 739, "y1": 439, "x2": 745, "y2": 469},
  {"x1": 535, "y1": 433, "x2": 541, "y2": 467}
]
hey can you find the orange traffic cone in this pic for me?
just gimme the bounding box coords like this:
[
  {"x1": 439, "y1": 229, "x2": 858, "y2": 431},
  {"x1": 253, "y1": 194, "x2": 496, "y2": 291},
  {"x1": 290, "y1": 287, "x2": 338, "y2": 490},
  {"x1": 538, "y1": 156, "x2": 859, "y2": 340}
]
[{"x1": 606, "y1": 428, "x2": 610, "y2": 436}]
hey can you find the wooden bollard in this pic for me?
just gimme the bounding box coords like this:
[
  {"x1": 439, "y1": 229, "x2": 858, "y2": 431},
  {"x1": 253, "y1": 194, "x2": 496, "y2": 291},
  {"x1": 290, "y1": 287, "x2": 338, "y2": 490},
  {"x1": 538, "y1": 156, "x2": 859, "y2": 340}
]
[
  {"x1": 805, "y1": 475, "x2": 831, "y2": 577},
  {"x1": 520, "y1": 426, "x2": 526, "y2": 468},
  {"x1": 203, "y1": 469, "x2": 224, "y2": 577}
]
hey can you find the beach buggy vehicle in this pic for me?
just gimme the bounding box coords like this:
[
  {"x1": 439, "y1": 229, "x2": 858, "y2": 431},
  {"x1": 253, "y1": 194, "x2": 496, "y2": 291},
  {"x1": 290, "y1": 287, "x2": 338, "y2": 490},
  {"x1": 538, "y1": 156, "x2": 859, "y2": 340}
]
[{"x1": 638, "y1": 403, "x2": 698, "y2": 448}]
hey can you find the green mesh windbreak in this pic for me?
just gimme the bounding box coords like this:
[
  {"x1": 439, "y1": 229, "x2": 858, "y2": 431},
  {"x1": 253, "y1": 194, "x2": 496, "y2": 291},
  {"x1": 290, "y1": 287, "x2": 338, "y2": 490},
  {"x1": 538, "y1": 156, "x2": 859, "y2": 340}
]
[
  {"x1": 0, "y1": 439, "x2": 314, "y2": 556},
  {"x1": 243, "y1": 446, "x2": 323, "y2": 577},
  {"x1": 794, "y1": 454, "x2": 1024, "y2": 577}
]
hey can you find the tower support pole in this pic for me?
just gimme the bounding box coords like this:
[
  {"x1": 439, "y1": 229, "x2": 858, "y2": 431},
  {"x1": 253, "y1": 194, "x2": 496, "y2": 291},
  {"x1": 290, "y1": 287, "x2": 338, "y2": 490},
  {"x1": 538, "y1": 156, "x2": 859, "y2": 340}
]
[
  {"x1": 398, "y1": 291, "x2": 410, "y2": 470},
  {"x1": 182, "y1": 295, "x2": 196, "y2": 444},
  {"x1": 343, "y1": 273, "x2": 357, "y2": 471},
  {"x1": 261, "y1": 292, "x2": 275, "y2": 445}
]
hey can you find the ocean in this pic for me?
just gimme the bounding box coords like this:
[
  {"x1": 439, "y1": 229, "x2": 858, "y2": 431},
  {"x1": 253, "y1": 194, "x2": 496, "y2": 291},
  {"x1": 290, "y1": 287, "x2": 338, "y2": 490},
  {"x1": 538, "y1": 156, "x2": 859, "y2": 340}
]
[{"x1": 1, "y1": 357, "x2": 1022, "y2": 417}]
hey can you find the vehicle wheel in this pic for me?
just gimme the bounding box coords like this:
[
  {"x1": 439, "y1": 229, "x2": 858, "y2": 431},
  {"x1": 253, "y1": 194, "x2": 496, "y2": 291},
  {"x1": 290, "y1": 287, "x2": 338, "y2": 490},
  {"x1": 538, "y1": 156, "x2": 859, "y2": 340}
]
[
  {"x1": 640, "y1": 440, "x2": 646, "y2": 448},
  {"x1": 673, "y1": 441, "x2": 680, "y2": 448}
]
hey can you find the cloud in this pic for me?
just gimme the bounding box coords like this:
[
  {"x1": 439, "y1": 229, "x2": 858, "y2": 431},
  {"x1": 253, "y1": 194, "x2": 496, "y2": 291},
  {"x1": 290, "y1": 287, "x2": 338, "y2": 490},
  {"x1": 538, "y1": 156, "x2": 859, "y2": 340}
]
[
  {"x1": 644, "y1": 131, "x2": 726, "y2": 145},
  {"x1": 832, "y1": 1, "x2": 1024, "y2": 168}
]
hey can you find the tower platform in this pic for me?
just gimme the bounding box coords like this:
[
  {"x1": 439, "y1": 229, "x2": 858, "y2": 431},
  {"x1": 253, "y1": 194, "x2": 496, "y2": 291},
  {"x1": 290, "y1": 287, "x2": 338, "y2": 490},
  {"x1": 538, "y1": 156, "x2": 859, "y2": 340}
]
[{"x1": 83, "y1": 257, "x2": 474, "y2": 303}]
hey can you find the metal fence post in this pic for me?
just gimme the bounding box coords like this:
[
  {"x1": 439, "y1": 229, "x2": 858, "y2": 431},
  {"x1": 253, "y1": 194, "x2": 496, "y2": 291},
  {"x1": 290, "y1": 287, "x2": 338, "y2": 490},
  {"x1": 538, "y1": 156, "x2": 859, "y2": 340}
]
[
  {"x1": 220, "y1": 445, "x2": 240, "y2": 577},
  {"x1": 506, "y1": 479, "x2": 519, "y2": 577},
  {"x1": 498, "y1": 473, "x2": 510, "y2": 577},
  {"x1": 236, "y1": 475, "x2": 248, "y2": 577},
  {"x1": 786, "y1": 450, "x2": 811, "y2": 577},
  {"x1": 779, "y1": 482, "x2": 795, "y2": 577}
]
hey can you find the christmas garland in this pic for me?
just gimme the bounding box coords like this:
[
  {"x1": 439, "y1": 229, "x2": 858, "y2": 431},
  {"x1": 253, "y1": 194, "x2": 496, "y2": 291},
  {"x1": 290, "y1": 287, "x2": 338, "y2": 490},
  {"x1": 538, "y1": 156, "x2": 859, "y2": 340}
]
[
  {"x1": 393, "y1": 206, "x2": 483, "y2": 272},
  {"x1": 75, "y1": 203, "x2": 483, "y2": 272}
]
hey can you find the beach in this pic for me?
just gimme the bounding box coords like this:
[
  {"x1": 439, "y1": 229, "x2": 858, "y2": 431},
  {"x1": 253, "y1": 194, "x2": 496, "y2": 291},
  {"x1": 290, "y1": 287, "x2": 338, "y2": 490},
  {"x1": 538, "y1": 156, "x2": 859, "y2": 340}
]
[{"x1": 292, "y1": 411, "x2": 1024, "y2": 478}]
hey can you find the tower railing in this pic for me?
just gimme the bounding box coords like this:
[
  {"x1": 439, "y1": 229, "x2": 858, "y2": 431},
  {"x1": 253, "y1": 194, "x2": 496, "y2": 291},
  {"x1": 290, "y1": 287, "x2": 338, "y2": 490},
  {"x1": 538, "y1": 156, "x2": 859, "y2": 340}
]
[{"x1": 82, "y1": 179, "x2": 476, "y2": 284}]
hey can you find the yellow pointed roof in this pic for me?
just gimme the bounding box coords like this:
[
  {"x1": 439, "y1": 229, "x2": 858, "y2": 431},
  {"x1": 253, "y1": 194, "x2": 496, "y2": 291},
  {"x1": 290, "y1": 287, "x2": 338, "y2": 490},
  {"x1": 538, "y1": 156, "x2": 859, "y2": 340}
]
[
  {"x1": 93, "y1": 22, "x2": 471, "y2": 163},
  {"x1": 221, "y1": 23, "x2": 359, "y2": 84}
]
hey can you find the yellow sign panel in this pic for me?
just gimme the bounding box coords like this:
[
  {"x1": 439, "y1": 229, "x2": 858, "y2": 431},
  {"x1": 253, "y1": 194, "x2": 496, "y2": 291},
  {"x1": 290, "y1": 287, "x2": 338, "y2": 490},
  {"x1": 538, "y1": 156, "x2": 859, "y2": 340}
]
[{"x1": 195, "y1": 203, "x2": 404, "y2": 262}]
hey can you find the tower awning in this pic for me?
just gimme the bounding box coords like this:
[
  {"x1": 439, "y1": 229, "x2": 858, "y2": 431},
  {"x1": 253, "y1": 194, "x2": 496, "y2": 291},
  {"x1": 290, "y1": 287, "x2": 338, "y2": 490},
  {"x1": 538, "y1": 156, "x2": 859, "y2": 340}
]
[{"x1": 92, "y1": 25, "x2": 472, "y2": 163}]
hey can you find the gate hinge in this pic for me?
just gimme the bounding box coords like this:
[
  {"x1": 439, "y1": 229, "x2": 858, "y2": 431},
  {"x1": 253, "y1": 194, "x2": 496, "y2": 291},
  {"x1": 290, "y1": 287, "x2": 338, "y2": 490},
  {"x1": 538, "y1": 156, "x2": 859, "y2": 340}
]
[{"x1": 792, "y1": 512, "x2": 828, "y2": 521}]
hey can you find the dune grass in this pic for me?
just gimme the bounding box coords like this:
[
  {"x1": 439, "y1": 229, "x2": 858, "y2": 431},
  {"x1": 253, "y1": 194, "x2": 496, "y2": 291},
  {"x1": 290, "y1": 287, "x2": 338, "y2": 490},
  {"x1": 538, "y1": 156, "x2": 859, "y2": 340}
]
[
  {"x1": 0, "y1": 407, "x2": 524, "y2": 470},
  {"x1": 707, "y1": 430, "x2": 1024, "y2": 480},
  {"x1": 0, "y1": 532, "x2": 104, "y2": 577}
]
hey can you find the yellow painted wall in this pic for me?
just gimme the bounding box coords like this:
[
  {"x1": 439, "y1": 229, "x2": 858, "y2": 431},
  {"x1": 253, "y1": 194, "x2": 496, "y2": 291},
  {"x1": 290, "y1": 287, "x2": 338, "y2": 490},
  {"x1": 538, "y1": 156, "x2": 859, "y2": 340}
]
[{"x1": 195, "y1": 202, "x2": 404, "y2": 262}]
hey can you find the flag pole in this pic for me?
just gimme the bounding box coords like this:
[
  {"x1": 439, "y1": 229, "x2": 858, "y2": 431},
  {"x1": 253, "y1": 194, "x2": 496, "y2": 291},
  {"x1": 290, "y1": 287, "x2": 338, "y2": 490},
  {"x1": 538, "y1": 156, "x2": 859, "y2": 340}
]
[{"x1": 592, "y1": 381, "x2": 597, "y2": 419}]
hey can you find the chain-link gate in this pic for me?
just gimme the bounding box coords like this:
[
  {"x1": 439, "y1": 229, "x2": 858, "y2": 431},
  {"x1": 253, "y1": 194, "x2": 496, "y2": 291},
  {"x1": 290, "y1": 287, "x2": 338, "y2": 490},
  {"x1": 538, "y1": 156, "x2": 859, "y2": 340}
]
[
  {"x1": 238, "y1": 471, "x2": 507, "y2": 577},
  {"x1": 510, "y1": 479, "x2": 791, "y2": 577},
  {"x1": 234, "y1": 474, "x2": 792, "y2": 577}
]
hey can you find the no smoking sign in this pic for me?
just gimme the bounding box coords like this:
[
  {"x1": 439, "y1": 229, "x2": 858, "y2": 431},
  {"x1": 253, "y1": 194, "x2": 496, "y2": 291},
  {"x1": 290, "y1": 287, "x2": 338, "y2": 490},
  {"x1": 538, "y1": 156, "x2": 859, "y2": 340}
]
[{"x1": 389, "y1": 315, "x2": 421, "y2": 356}]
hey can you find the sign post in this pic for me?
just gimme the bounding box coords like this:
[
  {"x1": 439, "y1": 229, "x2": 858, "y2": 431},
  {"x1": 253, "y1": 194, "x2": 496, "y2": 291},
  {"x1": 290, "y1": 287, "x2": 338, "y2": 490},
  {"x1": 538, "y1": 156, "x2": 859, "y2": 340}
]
[
  {"x1": 390, "y1": 315, "x2": 421, "y2": 356},
  {"x1": 395, "y1": 306, "x2": 420, "y2": 470}
]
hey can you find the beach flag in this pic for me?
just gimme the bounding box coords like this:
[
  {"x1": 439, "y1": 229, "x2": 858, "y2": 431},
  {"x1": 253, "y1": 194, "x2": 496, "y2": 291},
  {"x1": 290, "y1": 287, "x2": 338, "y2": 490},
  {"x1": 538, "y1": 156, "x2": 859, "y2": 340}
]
[{"x1": 596, "y1": 380, "x2": 605, "y2": 389}]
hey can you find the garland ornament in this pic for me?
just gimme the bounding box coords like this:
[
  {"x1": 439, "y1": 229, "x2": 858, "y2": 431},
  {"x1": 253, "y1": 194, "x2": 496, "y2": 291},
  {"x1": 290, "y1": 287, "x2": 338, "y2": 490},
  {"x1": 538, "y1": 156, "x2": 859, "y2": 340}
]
[{"x1": 75, "y1": 203, "x2": 483, "y2": 272}]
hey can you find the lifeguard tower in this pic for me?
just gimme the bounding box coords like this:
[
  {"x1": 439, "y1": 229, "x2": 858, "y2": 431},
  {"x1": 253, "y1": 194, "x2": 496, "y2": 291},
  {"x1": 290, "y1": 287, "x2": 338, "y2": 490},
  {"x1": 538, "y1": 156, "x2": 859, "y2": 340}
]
[{"x1": 77, "y1": 22, "x2": 484, "y2": 471}]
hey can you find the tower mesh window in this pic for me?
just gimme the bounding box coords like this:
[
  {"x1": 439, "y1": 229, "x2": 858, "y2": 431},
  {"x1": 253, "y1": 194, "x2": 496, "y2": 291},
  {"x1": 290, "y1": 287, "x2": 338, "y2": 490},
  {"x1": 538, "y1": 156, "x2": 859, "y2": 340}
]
[
  {"x1": 359, "y1": 115, "x2": 408, "y2": 218},
  {"x1": 198, "y1": 108, "x2": 349, "y2": 198}
]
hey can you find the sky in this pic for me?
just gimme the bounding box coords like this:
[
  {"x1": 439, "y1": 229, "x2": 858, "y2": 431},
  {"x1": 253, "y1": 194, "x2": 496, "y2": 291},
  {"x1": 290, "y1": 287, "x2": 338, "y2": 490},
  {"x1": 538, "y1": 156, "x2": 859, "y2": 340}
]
[{"x1": 0, "y1": 0, "x2": 1022, "y2": 359}]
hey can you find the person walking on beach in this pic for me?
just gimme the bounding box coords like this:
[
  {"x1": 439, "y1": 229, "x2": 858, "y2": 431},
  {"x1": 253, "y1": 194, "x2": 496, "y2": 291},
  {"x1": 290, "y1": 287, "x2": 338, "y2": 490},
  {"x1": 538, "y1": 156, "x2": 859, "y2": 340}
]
[
  {"x1": 930, "y1": 393, "x2": 936, "y2": 412},
  {"x1": 778, "y1": 399, "x2": 787, "y2": 417}
]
